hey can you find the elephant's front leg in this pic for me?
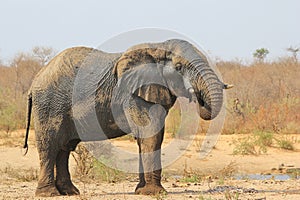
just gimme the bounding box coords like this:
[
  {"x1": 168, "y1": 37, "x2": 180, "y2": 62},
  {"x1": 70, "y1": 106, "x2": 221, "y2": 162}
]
[
  {"x1": 135, "y1": 128, "x2": 166, "y2": 195},
  {"x1": 125, "y1": 98, "x2": 167, "y2": 195}
]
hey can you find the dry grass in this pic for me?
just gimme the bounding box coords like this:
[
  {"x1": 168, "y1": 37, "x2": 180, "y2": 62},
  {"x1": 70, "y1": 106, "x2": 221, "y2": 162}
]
[
  {"x1": 232, "y1": 131, "x2": 296, "y2": 155},
  {"x1": 0, "y1": 130, "x2": 31, "y2": 147},
  {"x1": 218, "y1": 58, "x2": 300, "y2": 135},
  {"x1": 0, "y1": 50, "x2": 299, "y2": 188},
  {"x1": 71, "y1": 144, "x2": 126, "y2": 183},
  {"x1": 178, "y1": 160, "x2": 237, "y2": 184},
  {"x1": 0, "y1": 165, "x2": 38, "y2": 182},
  {"x1": 1, "y1": 49, "x2": 299, "y2": 137}
]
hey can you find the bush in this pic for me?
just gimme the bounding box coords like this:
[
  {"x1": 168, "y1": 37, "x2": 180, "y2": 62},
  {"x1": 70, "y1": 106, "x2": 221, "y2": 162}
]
[
  {"x1": 218, "y1": 59, "x2": 300, "y2": 135},
  {"x1": 0, "y1": 47, "x2": 52, "y2": 133},
  {"x1": 275, "y1": 137, "x2": 295, "y2": 150},
  {"x1": 0, "y1": 88, "x2": 20, "y2": 134},
  {"x1": 165, "y1": 103, "x2": 181, "y2": 138},
  {"x1": 0, "y1": 48, "x2": 299, "y2": 140},
  {"x1": 233, "y1": 131, "x2": 295, "y2": 155},
  {"x1": 71, "y1": 144, "x2": 124, "y2": 183}
]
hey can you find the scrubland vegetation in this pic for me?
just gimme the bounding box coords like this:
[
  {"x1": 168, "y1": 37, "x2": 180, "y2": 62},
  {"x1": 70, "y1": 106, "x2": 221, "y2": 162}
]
[
  {"x1": 0, "y1": 47, "x2": 55, "y2": 133},
  {"x1": 0, "y1": 47, "x2": 299, "y2": 154},
  {"x1": 218, "y1": 57, "x2": 300, "y2": 153},
  {"x1": 0, "y1": 47, "x2": 299, "y2": 200},
  {"x1": 219, "y1": 58, "x2": 299, "y2": 135}
]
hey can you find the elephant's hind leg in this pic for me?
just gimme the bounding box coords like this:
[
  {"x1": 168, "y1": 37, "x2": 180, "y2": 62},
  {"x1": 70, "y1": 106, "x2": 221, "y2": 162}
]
[
  {"x1": 55, "y1": 142, "x2": 80, "y2": 195},
  {"x1": 35, "y1": 147, "x2": 60, "y2": 197}
]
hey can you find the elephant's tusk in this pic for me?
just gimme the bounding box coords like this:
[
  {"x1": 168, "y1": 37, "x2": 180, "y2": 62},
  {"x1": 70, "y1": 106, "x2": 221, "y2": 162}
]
[
  {"x1": 188, "y1": 88, "x2": 195, "y2": 94},
  {"x1": 188, "y1": 88, "x2": 197, "y2": 103}
]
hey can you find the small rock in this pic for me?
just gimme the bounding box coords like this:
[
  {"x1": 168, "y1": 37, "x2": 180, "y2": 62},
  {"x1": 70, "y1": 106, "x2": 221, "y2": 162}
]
[{"x1": 172, "y1": 183, "x2": 178, "y2": 188}]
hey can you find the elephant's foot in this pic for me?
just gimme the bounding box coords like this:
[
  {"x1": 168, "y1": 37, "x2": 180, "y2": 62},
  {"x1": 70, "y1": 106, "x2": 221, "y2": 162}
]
[
  {"x1": 35, "y1": 183, "x2": 61, "y2": 197},
  {"x1": 135, "y1": 184, "x2": 166, "y2": 195},
  {"x1": 55, "y1": 180, "x2": 80, "y2": 195},
  {"x1": 135, "y1": 181, "x2": 145, "y2": 189}
]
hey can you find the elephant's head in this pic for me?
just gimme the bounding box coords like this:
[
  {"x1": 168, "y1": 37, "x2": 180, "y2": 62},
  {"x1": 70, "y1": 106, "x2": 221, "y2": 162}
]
[{"x1": 113, "y1": 39, "x2": 231, "y2": 120}]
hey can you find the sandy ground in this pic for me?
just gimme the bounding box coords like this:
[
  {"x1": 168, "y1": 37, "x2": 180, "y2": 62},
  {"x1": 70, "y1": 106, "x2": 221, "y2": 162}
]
[{"x1": 0, "y1": 130, "x2": 300, "y2": 199}]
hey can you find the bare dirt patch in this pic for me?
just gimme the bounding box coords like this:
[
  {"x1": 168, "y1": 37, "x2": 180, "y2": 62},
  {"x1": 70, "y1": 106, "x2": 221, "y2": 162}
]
[{"x1": 0, "y1": 131, "x2": 299, "y2": 199}]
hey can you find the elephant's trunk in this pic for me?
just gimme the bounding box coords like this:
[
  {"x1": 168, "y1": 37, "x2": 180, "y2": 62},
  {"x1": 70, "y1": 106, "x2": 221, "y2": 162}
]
[
  {"x1": 161, "y1": 39, "x2": 224, "y2": 120},
  {"x1": 120, "y1": 39, "x2": 224, "y2": 120},
  {"x1": 188, "y1": 61, "x2": 223, "y2": 120}
]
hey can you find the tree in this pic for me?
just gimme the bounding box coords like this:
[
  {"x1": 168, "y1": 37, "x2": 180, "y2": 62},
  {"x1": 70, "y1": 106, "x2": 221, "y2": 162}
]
[
  {"x1": 11, "y1": 53, "x2": 42, "y2": 97},
  {"x1": 253, "y1": 48, "x2": 269, "y2": 63},
  {"x1": 0, "y1": 88, "x2": 18, "y2": 134},
  {"x1": 286, "y1": 46, "x2": 299, "y2": 62},
  {"x1": 32, "y1": 46, "x2": 56, "y2": 66}
]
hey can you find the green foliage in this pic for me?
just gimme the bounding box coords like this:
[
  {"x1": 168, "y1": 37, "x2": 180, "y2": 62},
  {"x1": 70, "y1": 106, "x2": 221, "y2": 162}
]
[
  {"x1": 180, "y1": 174, "x2": 201, "y2": 183},
  {"x1": 254, "y1": 131, "x2": 274, "y2": 147},
  {"x1": 71, "y1": 144, "x2": 125, "y2": 183},
  {"x1": 253, "y1": 48, "x2": 269, "y2": 62},
  {"x1": 233, "y1": 131, "x2": 295, "y2": 155},
  {"x1": 165, "y1": 105, "x2": 181, "y2": 137},
  {"x1": 0, "y1": 48, "x2": 49, "y2": 133},
  {"x1": 91, "y1": 159, "x2": 125, "y2": 183},
  {"x1": 0, "y1": 89, "x2": 19, "y2": 134},
  {"x1": 276, "y1": 139, "x2": 294, "y2": 150},
  {"x1": 0, "y1": 102, "x2": 18, "y2": 134},
  {"x1": 286, "y1": 168, "x2": 300, "y2": 179},
  {"x1": 233, "y1": 131, "x2": 274, "y2": 155},
  {"x1": 286, "y1": 46, "x2": 299, "y2": 61},
  {"x1": 233, "y1": 137, "x2": 257, "y2": 155}
]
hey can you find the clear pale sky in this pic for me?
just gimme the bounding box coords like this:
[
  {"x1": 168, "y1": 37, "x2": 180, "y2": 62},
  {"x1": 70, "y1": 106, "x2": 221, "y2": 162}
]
[{"x1": 0, "y1": 0, "x2": 299, "y2": 63}]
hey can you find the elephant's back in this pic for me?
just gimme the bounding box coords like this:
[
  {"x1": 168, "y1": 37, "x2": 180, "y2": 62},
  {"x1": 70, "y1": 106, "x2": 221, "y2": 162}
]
[{"x1": 31, "y1": 47, "x2": 95, "y2": 91}]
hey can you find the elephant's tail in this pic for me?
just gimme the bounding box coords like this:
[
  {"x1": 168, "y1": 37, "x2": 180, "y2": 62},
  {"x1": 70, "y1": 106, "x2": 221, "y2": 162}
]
[{"x1": 23, "y1": 92, "x2": 32, "y2": 155}]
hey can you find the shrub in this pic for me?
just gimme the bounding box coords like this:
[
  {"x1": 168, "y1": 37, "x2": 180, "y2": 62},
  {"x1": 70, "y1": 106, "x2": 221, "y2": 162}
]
[
  {"x1": 71, "y1": 144, "x2": 124, "y2": 183},
  {"x1": 218, "y1": 59, "x2": 300, "y2": 135},
  {"x1": 0, "y1": 88, "x2": 20, "y2": 134},
  {"x1": 275, "y1": 138, "x2": 295, "y2": 150},
  {"x1": 233, "y1": 131, "x2": 295, "y2": 155},
  {"x1": 165, "y1": 103, "x2": 181, "y2": 137}
]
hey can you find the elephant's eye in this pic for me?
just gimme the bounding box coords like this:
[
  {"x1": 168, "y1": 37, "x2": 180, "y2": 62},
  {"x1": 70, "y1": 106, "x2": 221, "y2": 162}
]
[{"x1": 175, "y1": 63, "x2": 182, "y2": 71}]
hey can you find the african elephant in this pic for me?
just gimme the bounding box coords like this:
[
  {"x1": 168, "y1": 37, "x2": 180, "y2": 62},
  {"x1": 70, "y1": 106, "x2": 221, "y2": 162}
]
[{"x1": 23, "y1": 39, "x2": 231, "y2": 197}]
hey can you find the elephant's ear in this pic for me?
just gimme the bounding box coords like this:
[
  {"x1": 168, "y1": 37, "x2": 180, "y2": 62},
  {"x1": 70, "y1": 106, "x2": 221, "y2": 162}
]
[
  {"x1": 113, "y1": 47, "x2": 169, "y2": 77},
  {"x1": 112, "y1": 47, "x2": 175, "y2": 107},
  {"x1": 135, "y1": 84, "x2": 175, "y2": 106},
  {"x1": 113, "y1": 63, "x2": 174, "y2": 107}
]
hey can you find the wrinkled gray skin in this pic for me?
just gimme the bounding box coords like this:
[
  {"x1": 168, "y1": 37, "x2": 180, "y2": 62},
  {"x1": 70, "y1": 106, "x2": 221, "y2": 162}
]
[{"x1": 24, "y1": 39, "x2": 227, "y2": 197}]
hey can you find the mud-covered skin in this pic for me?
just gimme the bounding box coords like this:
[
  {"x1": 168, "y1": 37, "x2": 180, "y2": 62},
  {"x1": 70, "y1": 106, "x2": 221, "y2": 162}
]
[{"x1": 25, "y1": 39, "x2": 225, "y2": 196}]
